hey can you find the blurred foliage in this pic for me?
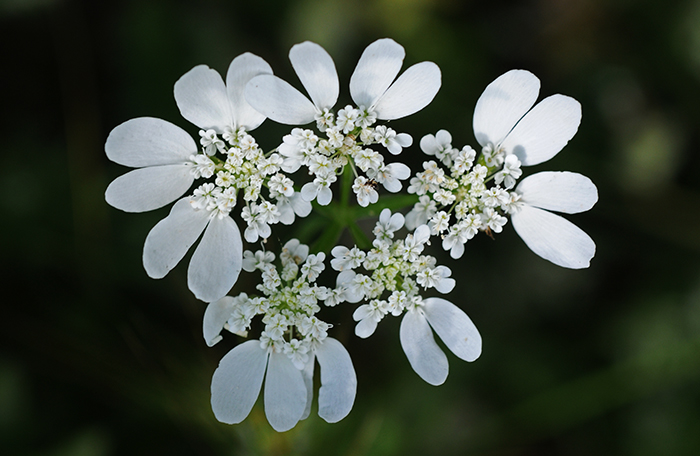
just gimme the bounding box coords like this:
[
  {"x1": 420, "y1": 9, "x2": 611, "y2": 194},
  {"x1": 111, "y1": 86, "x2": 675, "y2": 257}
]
[{"x1": 2, "y1": 0, "x2": 700, "y2": 455}]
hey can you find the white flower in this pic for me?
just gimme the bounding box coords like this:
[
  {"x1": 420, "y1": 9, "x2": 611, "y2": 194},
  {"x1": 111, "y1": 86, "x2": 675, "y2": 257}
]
[
  {"x1": 324, "y1": 287, "x2": 347, "y2": 307},
  {"x1": 335, "y1": 270, "x2": 367, "y2": 303},
  {"x1": 399, "y1": 298, "x2": 481, "y2": 385},
  {"x1": 352, "y1": 176, "x2": 379, "y2": 207},
  {"x1": 336, "y1": 105, "x2": 360, "y2": 133},
  {"x1": 353, "y1": 299, "x2": 388, "y2": 338},
  {"x1": 300, "y1": 253, "x2": 326, "y2": 281},
  {"x1": 386, "y1": 291, "x2": 408, "y2": 316},
  {"x1": 280, "y1": 239, "x2": 309, "y2": 266},
  {"x1": 420, "y1": 130, "x2": 457, "y2": 165},
  {"x1": 428, "y1": 211, "x2": 450, "y2": 235},
  {"x1": 199, "y1": 129, "x2": 226, "y2": 155},
  {"x1": 284, "y1": 339, "x2": 310, "y2": 370},
  {"x1": 481, "y1": 187, "x2": 508, "y2": 208},
  {"x1": 354, "y1": 148, "x2": 383, "y2": 172},
  {"x1": 368, "y1": 162, "x2": 411, "y2": 193},
  {"x1": 416, "y1": 266, "x2": 455, "y2": 293},
  {"x1": 241, "y1": 204, "x2": 272, "y2": 242},
  {"x1": 511, "y1": 171, "x2": 597, "y2": 268},
  {"x1": 401, "y1": 225, "x2": 431, "y2": 262},
  {"x1": 472, "y1": 69, "x2": 581, "y2": 166},
  {"x1": 107, "y1": 53, "x2": 273, "y2": 302},
  {"x1": 244, "y1": 38, "x2": 441, "y2": 125},
  {"x1": 349, "y1": 39, "x2": 441, "y2": 120},
  {"x1": 297, "y1": 315, "x2": 330, "y2": 340},
  {"x1": 300, "y1": 174, "x2": 337, "y2": 205},
  {"x1": 493, "y1": 154, "x2": 522, "y2": 189},
  {"x1": 275, "y1": 193, "x2": 312, "y2": 225},
  {"x1": 210, "y1": 338, "x2": 356, "y2": 430},
  {"x1": 330, "y1": 246, "x2": 366, "y2": 271},
  {"x1": 406, "y1": 195, "x2": 437, "y2": 230},
  {"x1": 441, "y1": 215, "x2": 481, "y2": 259},
  {"x1": 451, "y1": 146, "x2": 476, "y2": 175},
  {"x1": 480, "y1": 207, "x2": 508, "y2": 233},
  {"x1": 268, "y1": 173, "x2": 295, "y2": 198},
  {"x1": 374, "y1": 125, "x2": 413, "y2": 155},
  {"x1": 373, "y1": 208, "x2": 405, "y2": 241},
  {"x1": 242, "y1": 249, "x2": 275, "y2": 272}
]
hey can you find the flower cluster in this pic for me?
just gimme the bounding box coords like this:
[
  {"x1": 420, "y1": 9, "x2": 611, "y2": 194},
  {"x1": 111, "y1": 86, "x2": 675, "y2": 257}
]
[
  {"x1": 330, "y1": 209, "x2": 481, "y2": 385},
  {"x1": 277, "y1": 115, "x2": 411, "y2": 207},
  {"x1": 104, "y1": 38, "x2": 598, "y2": 432},
  {"x1": 105, "y1": 54, "x2": 308, "y2": 302},
  {"x1": 406, "y1": 70, "x2": 597, "y2": 269},
  {"x1": 204, "y1": 240, "x2": 355, "y2": 432},
  {"x1": 406, "y1": 130, "x2": 518, "y2": 259},
  {"x1": 193, "y1": 125, "x2": 311, "y2": 243},
  {"x1": 244, "y1": 39, "x2": 439, "y2": 207}
]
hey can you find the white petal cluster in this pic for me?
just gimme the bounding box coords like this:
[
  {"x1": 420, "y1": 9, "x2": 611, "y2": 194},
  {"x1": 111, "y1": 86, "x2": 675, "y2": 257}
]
[
  {"x1": 206, "y1": 239, "x2": 357, "y2": 431},
  {"x1": 326, "y1": 209, "x2": 481, "y2": 384},
  {"x1": 106, "y1": 53, "x2": 287, "y2": 302},
  {"x1": 406, "y1": 146, "x2": 515, "y2": 258},
  {"x1": 405, "y1": 70, "x2": 598, "y2": 267},
  {"x1": 245, "y1": 39, "x2": 440, "y2": 207}
]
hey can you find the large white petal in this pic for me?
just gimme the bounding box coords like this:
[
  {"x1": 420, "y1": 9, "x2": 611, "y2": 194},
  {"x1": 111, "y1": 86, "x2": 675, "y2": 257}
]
[
  {"x1": 211, "y1": 340, "x2": 267, "y2": 424},
  {"x1": 105, "y1": 164, "x2": 193, "y2": 213},
  {"x1": 264, "y1": 351, "x2": 307, "y2": 432},
  {"x1": 174, "y1": 65, "x2": 233, "y2": 131},
  {"x1": 516, "y1": 171, "x2": 598, "y2": 214},
  {"x1": 371, "y1": 62, "x2": 441, "y2": 120},
  {"x1": 188, "y1": 215, "x2": 243, "y2": 303},
  {"x1": 142, "y1": 198, "x2": 211, "y2": 279},
  {"x1": 315, "y1": 338, "x2": 357, "y2": 423},
  {"x1": 423, "y1": 298, "x2": 481, "y2": 362},
  {"x1": 203, "y1": 296, "x2": 236, "y2": 347},
  {"x1": 349, "y1": 38, "x2": 405, "y2": 109},
  {"x1": 399, "y1": 309, "x2": 449, "y2": 385},
  {"x1": 500, "y1": 94, "x2": 581, "y2": 166},
  {"x1": 226, "y1": 53, "x2": 273, "y2": 131},
  {"x1": 245, "y1": 75, "x2": 318, "y2": 125},
  {"x1": 289, "y1": 42, "x2": 339, "y2": 111},
  {"x1": 105, "y1": 117, "x2": 196, "y2": 167},
  {"x1": 512, "y1": 205, "x2": 596, "y2": 269},
  {"x1": 472, "y1": 69, "x2": 540, "y2": 148}
]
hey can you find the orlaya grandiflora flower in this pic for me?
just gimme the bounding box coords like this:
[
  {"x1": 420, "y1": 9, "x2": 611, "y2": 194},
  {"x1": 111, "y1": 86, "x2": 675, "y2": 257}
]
[
  {"x1": 473, "y1": 69, "x2": 597, "y2": 268},
  {"x1": 244, "y1": 38, "x2": 441, "y2": 126},
  {"x1": 243, "y1": 39, "x2": 438, "y2": 204},
  {"x1": 510, "y1": 171, "x2": 597, "y2": 269},
  {"x1": 104, "y1": 53, "x2": 273, "y2": 302},
  {"x1": 332, "y1": 210, "x2": 482, "y2": 386}
]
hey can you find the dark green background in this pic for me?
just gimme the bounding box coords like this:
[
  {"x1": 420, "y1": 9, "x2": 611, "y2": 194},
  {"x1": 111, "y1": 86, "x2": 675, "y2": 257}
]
[{"x1": 2, "y1": 0, "x2": 700, "y2": 454}]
